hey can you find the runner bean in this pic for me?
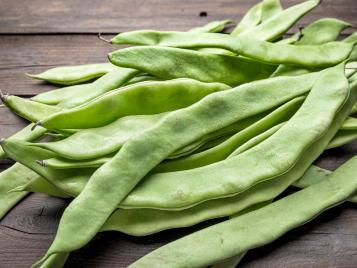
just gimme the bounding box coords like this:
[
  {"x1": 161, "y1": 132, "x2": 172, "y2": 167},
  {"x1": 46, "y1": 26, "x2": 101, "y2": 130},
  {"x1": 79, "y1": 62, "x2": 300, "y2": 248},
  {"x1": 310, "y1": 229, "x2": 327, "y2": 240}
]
[
  {"x1": 27, "y1": 63, "x2": 117, "y2": 85},
  {"x1": 35, "y1": 79, "x2": 230, "y2": 130},
  {"x1": 110, "y1": 31, "x2": 353, "y2": 68}
]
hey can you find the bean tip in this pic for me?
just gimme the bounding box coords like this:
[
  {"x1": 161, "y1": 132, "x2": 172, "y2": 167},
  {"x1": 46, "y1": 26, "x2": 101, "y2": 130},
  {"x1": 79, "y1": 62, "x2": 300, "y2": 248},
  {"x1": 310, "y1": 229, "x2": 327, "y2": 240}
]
[
  {"x1": 36, "y1": 160, "x2": 47, "y2": 167},
  {"x1": 31, "y1": 122, "x2": 42, "y2": 131},
  {"x1": 98, "y1": 33, "x2": 112, "y2": 44},
  {"x1": 0, "y1": 138, "x2": 5, "y2": 146},
  {"x1": 0, "y1": 89, "x2": 8, "y2": 103}
]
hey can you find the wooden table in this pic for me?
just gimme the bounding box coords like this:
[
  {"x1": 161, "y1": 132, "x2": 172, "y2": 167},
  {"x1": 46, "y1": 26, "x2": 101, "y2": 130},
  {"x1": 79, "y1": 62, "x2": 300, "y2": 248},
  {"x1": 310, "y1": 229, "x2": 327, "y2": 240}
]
[{"x1": 0, "y1": 1, "x2": 357, "y2": 267}]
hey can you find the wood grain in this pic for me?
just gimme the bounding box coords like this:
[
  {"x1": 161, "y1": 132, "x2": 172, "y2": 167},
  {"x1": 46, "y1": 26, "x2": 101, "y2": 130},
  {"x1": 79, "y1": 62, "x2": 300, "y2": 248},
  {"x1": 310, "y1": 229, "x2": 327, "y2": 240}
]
[
  {"x1": 0, "y1": 35, "x2": 113, "y2": 96},
  {"x1": 0, "y1": 0, "x2": 356, "y2": 34}
]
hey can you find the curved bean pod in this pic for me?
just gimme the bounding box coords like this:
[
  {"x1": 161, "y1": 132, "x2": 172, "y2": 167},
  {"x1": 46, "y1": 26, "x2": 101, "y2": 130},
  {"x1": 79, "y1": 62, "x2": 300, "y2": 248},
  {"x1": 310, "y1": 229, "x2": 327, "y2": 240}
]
[
  {"x1": 27, "y1": 63, "x2": 117, "y2": 85},
  {"x1": 129, "y1": 155, "x2": 357, "y2": 268},
  {"x1": 111, "y1": 31, "x2": 353, "y2": 68},
  {"x1": 109, "y1": 46, "x2": 276, "y2": 87},
  {"x1": 155, "y1": 96, "x2": 304, "y2": 172},
  {"x1": 36, "y1": 78, "x2": 230, "y2": 130},
  {"x1": 32, "y1": 68, "x2": 139, "y2": 108},
  {"x1": 2, "y1": 95, "x2": 62, "y2": 123},
  {"x1": 35, "y1": 113, "x2": 168, "y2": 160}
]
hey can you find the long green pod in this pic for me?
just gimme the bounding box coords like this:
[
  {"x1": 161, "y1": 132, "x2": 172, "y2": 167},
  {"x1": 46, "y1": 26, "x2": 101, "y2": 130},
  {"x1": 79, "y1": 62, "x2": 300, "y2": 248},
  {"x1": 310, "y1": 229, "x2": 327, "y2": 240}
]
[
  {"x1": 37, "y1": 110, "x2": 265, "y2": 161},
  {"x1": 109, "y1": 46, "x2": 276, "y2": 87},
  {"x1": 33, "y1": 72, "x2": 320, "y2": 263},
  {"x1": 34, "y1": 113, "x2": 168, "y2": 160},
  {"x1": 27, "y1": 63, "x2": 117, "y2": 86},
  {"x1": 2, "y1": 95, "x2": 62, "y2": 123},
  {"x1": 36, "y1": 79, "x2": 230, "y2": 130},
  {"x1": 111, "y1": 31, "x2": 353, "y2": 68},
  {"x1": 32, "y1": 67, "x2": 139, "y2": 108},
  {"x1": 156, "y1": 96, "x2": 304, "y2": 172},
  {"x1": 0, "y1": 163, "x2": 32, "y2": 220},
  {"x1": 129, "y1": 156, "x2": 357, "y2": 268}
]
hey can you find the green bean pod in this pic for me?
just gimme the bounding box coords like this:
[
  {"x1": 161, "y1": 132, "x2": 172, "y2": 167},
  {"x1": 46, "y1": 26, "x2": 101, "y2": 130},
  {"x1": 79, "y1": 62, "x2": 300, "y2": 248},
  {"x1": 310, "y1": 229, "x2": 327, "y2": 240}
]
[
  {"x1": 2, "y1": 95, "x2": 62, "y2": 123},
  {"x1": 27, "y1": 63, "x2": 117, "y2": 85},
  {"x1": 34, "y1": 113, "x2": 168, "y2": 160},
  {"x1": 109, "y1": 46, "x2": 276, "y2": 87},
  {"x1": 111, "y1": 31, "x2": 353, "y2": 68},
  {"x1": 36, "y1": 78, "x2": 230, "y2": 130},
  {"x1": 155, "y1": 96, "x2": 304, "y2": 172},
  {"x1": 31, "y1": 68, "x2": 139, "y2": 108},
  {"x1": 129, "y1": 155, "x2": 357, "y2": 268}
]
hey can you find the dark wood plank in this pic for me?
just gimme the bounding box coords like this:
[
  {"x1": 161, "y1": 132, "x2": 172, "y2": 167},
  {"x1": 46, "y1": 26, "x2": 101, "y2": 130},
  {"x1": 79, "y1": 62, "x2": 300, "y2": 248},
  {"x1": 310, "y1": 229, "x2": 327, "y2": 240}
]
[
  {"x1": 0, "y1": 35, "x2": 113, "y2": 96},
  {"x1": 0, "y1": 0, "x2": 356, "y2": 34}
]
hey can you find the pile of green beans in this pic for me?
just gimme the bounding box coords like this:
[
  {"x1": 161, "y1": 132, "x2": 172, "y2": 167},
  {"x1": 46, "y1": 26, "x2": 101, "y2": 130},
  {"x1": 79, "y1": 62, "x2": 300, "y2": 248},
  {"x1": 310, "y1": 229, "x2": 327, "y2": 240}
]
[{"x1": 0, "y1": 1, "x2": 356, "y2": 267}]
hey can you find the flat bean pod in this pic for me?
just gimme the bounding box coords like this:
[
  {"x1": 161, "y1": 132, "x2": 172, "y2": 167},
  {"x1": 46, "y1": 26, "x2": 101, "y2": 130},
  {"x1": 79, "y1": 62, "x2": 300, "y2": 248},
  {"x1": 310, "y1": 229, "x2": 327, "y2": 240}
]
[
  {"x1": 109, "y1": 46, "x2": 276, "y2": 87},
  {"x1": 2, "y1": 94, "x2": 62, "y2": 123},
  {"x1": 39, "y1": 111, "x2": 263, "y2": 164},
  {"x1": 35, "y1": 113, "x2": 168, "y2": 160},
  {"x1": 111, "y1": 31, "x2": 353, "y2": 68},
  {"x1": 155, "y1": 96, "x2": 304, "y2": 172},
  {"x1": 32, "y1": 67, "x2": 139, "y2": 108},
  {"x1": 27, "y1": 63, "x2": 117, "y2": 85},
  {"x1": 129, "y1": 155, "x2": 357, "y2": 268},
  {"x1": 36, "y1": 78, "x2": 230, "y2": 130}
]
